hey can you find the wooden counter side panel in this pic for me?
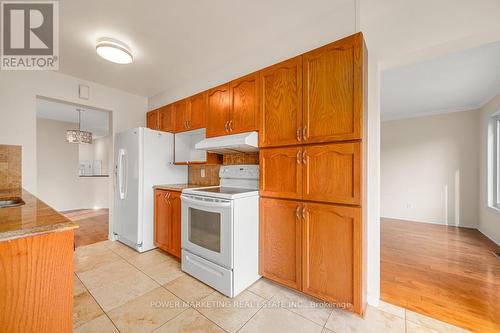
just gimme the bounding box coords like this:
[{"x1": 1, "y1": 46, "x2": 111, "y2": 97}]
[{"x1": 0, "y1": 231, "x2": 74, "y2": 333}]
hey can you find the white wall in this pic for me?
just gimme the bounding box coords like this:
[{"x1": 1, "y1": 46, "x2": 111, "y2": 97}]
[
  {"x1": 0, "y1": 70, "x2": 148, "y2": 238},
  {"x1": 381, "y1": 110, "x2": 480, "y2": 227},
  {"x1": 79, "y1": 136, "x2": 110, "y2": 175},
  {"x1": 37, "y1": 118, "x2": 109, "y2": 211},
  {"x1": 479, "y1": 91, "x2": 500, "y2": 244}
]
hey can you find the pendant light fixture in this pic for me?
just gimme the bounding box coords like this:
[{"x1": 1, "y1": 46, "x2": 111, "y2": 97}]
[{"x1": 66, "y1": 109, "x2": 92, "y2": 144}]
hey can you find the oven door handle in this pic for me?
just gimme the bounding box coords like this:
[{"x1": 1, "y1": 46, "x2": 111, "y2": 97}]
[{"x1": 181, "y1": 195, "x2": 232, "y2": 208}]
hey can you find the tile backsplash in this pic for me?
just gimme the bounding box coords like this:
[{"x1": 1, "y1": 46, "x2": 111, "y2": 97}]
[
  {"x1": 0, "y1": 145, "x2": 21, "y2": 189},
  {"x1": 223, "y1": 152, "x2": 259, "y2": 165},
  {"x1": 188, "y1": 164, "x2": 221, "y2": 186}
]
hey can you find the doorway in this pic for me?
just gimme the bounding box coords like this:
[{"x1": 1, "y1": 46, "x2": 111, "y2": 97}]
[{"x1": 36, "y1": 97, "x2": 113, "y2": 247}]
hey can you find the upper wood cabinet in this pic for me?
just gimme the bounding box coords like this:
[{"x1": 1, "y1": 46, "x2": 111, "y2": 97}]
[
  {"x1": 173, "y1": 99, "x2": 189, "y2": 132},
  {"x1": 159, "y1": 105, "x2": 175, "y2": 132},
  {"x1": 260, "y1": 57, "x2": 302, "y2": 147},
  {"x1": 154, "y1": 189, "x2": 181, "y2": 258},
  {"x1": 302, "y1": 142, "x2": 360, "y2": 205},
  {"x1": 146, "y1": 109, "x2": 160, "y2": 130},
  {"x1": 302, "y1": 33, "x2": 363, "y2": 143},
  {"x1": 207, "y1": 84, "x2": 231, "y2": 137},
  {"x1": 260, "y1": 197, "x2": 302, "y2": 290},
  {"x1": 302, "y1": 202, "x2": 361, "y2": 311},
  {"x1": 260, "y1": 146, "x2": 302, "y2": 200},
  {"x1": 229, "y1": 72, "x2": 260, "y2": 134},
  {"x1": 188, "y1": 91, "x2": 207, "y2": 130}
]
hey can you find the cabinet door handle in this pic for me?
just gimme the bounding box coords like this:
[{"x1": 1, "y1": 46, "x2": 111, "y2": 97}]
[
  {"x1": 229, "y1": 120, "x2": 233, "y2": 132},
  {"x1": 188, "y1": 120, "x2": 191, "y2": 129},
  {"x1": 296, "y1": 150, "x2": 302, "y2": 164},
  {"x1": 296, "y1": 127, "x2": 302, "y2": 142},
  {"x1": 302, "y1": 206, "x2": 307, "y2": 220},
  {"x1": 295, "y1": 205, "x2": 301, "y2": 221},
  {"x1": 224, "y1": 120, "x2": 229, "y2": 132},
  {"x1": 302, "y1": 126, "x2": 308, "y2": 141},
  {"x1": 302, "y1": 150, "x2": 307, "y2": 164}
]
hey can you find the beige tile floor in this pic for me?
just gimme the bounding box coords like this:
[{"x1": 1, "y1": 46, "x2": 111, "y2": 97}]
[{"x1": 73, "y1": 240, "x2": 471, "y2": 333}]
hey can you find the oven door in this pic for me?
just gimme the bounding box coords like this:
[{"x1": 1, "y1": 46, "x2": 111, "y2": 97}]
[{"x1": 181, "y1": 194, "x2": 233, "y2": 269}]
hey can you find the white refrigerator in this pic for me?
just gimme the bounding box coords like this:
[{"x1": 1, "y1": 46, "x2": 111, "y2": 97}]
[{"x1": 113, "y1": 127, "x2": 187, "y2": 252}]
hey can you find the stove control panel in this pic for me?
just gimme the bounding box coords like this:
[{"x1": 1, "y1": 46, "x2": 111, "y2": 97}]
[{"x1": 219, "y1": 165, "x2": 259, "y2": 180}]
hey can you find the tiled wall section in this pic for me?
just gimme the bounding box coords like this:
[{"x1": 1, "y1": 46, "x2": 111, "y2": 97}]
[
  {"x1": 188, "y1": 164, "x2": 221, "y2": 186},
  {"x1": 0, "y1": 145, "x2": 21, "y2": 189},
  {"x1": 223, "y1": 152, "x2": 259, "y2": 165}
]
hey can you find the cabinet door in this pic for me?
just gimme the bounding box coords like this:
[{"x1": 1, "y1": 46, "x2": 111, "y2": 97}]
[
  {"x1": 302, "y1": 202, "x2": 361, "y2": 310},
  {"x1": 260, "y1": 57, "x2": 302, "y2": 147},
  {"x1": 173, "y1": 99, "x2": 189, "y2": 133},
  {"x1": 303, "y1": 143, "x2": 360, "y2": 205},
  {"x1": 188, "y1": 91, "x2": 207, "y2": 130},
  {"x1": 302, "y1": 33, "x2": 363, "y2": 143},
  {"x1": 260, "y1": 197, "x2": 302, "y2": 290},
  {"x1": 147, "y1": 110, "x2": 159, "y2": 130},
  {"x1": 260, "y1": 147, "x2": 302, "y2": 200},
  {"x1": 159, "y1": 105, "x2": 175, "y2": 132},
  {"x1": 154, "y1": 190, "x2": 170, "y2": 251},
  {"x1": 229, "y1": 72, "x2": 260, "y2": 134},
  {"x1": 207, "y1": 84, "x2": 230, "y2": 137},
  {"x1": 169, "y1": 191, "x2": 182, "y2": 258}
]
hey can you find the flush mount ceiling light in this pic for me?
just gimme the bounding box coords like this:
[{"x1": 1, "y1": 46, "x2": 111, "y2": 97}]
[
  {"x1": 66, "y1": 109, "x2": 92, "y2": 144},
  {"x1": 96, "y1": 38, "x2": 133, "y2": 64}
]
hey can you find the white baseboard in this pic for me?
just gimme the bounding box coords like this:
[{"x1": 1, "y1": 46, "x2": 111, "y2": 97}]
[
  {"x1": 366, "y1": 293, "x2": 379, "y2": 307},
  {"x1": 381, "y1": 215, "x2": 478, "y2": 229},
  {"x1": 478, "y1": 227, "x2": 500, "y2": 246}
]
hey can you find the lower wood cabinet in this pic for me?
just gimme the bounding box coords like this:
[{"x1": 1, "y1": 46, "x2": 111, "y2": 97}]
[
  {"x1": 154, "y1": 189, "x2": 181, "y2": 258},
  {"x1": 259, "y1": 197, "x2": 362, "y2": 313},
  {"x1": 260, "y1": 197, "x2": 302, "y2": 290}
]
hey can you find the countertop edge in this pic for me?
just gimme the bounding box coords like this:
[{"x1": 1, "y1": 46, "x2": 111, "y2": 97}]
[{"x1": 0, "y1": 221, "x2": 78, "y2": 242}]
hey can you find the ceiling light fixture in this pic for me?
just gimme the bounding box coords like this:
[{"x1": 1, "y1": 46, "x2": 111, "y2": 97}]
[
  {"x1": 66, "y1": 109, "x2": 92, "y2": 144},
  {"x1": 96, "y1": 38, "x2": 133, "y2": 64}
]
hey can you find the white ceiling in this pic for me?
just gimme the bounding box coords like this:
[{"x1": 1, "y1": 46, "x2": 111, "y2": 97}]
[
  {"x1": 58, "y1": 0, "x2": 355, "y2": 97},
  {"x1": 36, "y1": 98, "x2": 109, "y2": 138},
  {"x1": 381, "y1": 40, "x2": 500, "y2": 121}
]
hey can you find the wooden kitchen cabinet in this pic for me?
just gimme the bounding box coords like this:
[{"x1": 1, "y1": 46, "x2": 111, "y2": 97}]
[
  {"x1": 302, "y1": 202, "x2": 361, "y2": 311},
  {"x1": 260, "y1": 146, "x2": 302, "y2": 200},
  {"x1": 159, "y1": 105, "x2": 175, "y2": 132},
  {"x1": 173, "y1": 99, "x2": 189, "y2": 133},
  {"x1": 188, "y1": 91, "x2": 207, "y2": 130},
  {"x1": 154, "y1": 189, "x2": 181, "y2": 258},
  {"x1": 302, "y1": 142, "x2": 361, "y2": 205},
  {"x1": 260, "y1": 142, "x2": 360, "y2": 205},
  {"x1": 302, "y1": 33, "x2": 363, "y2": 144},
  {"x1": 229, "y1": 72, "x2": 260, "y2": 134},
  {"x1": 260, "y1": 56, "x2": 302, "y2": 147},
  {"x1": 147, "y1": 109, "x2": 161, "y2": 130},
  {"x1": 259, "y1": 197, "x2": 302, "y2": 290},
  {"x1": 207, "y1": 84, "x2": 231, "y2": 137}
]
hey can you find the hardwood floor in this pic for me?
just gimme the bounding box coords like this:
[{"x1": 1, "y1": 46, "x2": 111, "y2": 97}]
[
  {"x1": 381, "y1": 218, "x2": 500, "y2": 333},
  {"x1": 62, "y1": 209, "x2": 109, "y2": 248}
]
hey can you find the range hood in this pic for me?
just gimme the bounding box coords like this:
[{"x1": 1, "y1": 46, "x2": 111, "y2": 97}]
[{"x1": 195, "y1": 131, "x2": 258, "y2": 154}]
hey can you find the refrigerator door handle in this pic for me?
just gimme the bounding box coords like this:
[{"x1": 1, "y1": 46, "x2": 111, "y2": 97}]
[{"x1": 118, "y1": 149, "x2": 128, "y2": 199}]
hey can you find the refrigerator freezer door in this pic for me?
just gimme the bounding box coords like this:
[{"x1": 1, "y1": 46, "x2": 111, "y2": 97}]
[{"x1": 113, "y1": 128, "x2": 142, "y2": 247}]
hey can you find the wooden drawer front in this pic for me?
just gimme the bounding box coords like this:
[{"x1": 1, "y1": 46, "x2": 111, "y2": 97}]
[
  {"x1": 303, "y1": 142, "x2": 360, "y2": 205},
  {"x1": 303, "y1": 34, "x2": 362, "y2": 143},
  {"x1": 302, "y1": 202, "x2": 360, "y2": 307},
  {"x1": 260, "y1": 147, "x2": 302, "y2": 200},
  {"x1": 260, "y1": 197, "x2": 302, "y2": 290},
  {"x1": 260, "y1": 57, "x2": 302, "y2": 147}
]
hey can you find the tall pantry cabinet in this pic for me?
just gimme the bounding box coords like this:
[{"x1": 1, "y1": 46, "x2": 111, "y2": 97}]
[{"x1": 259, "y1": 33, "x2": 367, "y2": 315}]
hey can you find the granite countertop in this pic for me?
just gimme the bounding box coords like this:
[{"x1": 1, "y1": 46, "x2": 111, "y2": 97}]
[
  {"x1": 0, "y1": 188, "x2": 78, "y2": 241},
  {"x1": 153, "y1": 183, "x2": 212, "y2": 192}
]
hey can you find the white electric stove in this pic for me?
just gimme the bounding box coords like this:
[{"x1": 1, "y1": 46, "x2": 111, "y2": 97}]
[{"x1": 180, "y1": 165, "x2": 260, "y2": 297}]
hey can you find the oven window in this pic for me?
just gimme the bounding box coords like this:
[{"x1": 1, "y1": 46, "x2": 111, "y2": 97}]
[{"x1": 188, "y1": 208, "x2": 221, "y2": 253}]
